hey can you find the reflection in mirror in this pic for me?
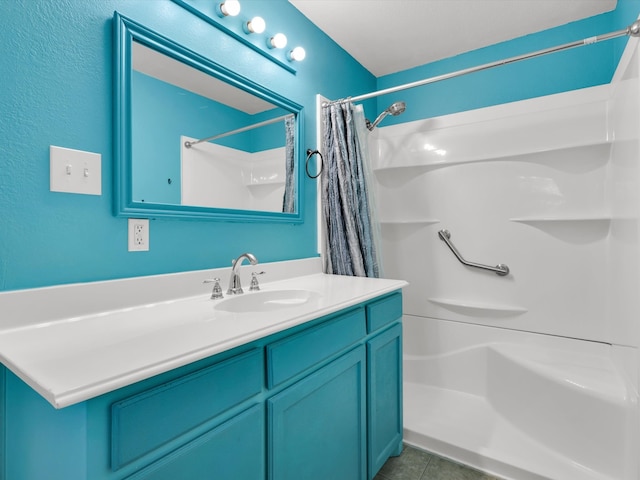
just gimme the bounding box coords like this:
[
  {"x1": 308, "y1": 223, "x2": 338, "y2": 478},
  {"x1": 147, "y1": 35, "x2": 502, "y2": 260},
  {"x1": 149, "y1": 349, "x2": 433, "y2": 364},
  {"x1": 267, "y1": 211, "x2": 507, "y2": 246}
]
[
  {"x1": 180, "y1": 115, "x2": 295, "y2": 213},
  {"x1": 114, "y1": 13, "x2": 303, "y2": 221},
  {"x1": 132, "y1": 42, "x2": 295, "y2": 213}
]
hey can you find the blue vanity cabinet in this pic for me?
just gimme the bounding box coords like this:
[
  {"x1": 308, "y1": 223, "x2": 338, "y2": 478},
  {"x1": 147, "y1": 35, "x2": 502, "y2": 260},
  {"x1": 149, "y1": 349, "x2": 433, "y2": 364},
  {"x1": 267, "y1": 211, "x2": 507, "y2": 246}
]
[
  {"x1": 264, "y1": 294, "x2": 403, "y2": 480},
  {"x1": 1, "y1": 345, "x2": 266, "y2": 480},
  {"x1": 0, "y1": 291, "x2": 404, "y2": 480},
  {"x1": 268, "y1": 346, "x2": 367, "y2": 480},
  {"x1": 367, "y1": 324, "x2": 403, "y2": 476},
  {"x1": 366, "y1": 293, "x2": 404, "y2": 479},
  {"x1": 87, "y1": 346, "x2": 266, "y2": 480},
  {"x1": 266, "y1": 307, "x2": 369, "y2": 480},
  {"x1": 123, "y1": 404, "x2": 265, "y2": 480},
  {"x1": 110, "y1": 348, "x2": 266, "y2": 479}
]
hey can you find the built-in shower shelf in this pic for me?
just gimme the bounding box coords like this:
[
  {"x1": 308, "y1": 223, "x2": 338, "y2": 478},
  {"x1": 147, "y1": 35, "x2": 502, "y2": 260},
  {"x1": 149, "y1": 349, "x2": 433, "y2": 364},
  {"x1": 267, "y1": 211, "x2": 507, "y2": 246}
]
[
  {"x1": 380, "y1": 219, "x2": 439, "y2": 226},
  {"x1": 509, "y1": 216, "x2": 611, "y2": 243},
  {"x1": 373, "y1": 165, "x2": 434, "y2": 185},
  {"x1": 374, "y1": 164, "x2": 441, "y2": 174},
  {"x1": 428, "y1": 298, "x2": 528, "y2": 317},
  {"x1": 246, "y1": 180, "x2": 285, "y2": 189},
  {"x1": 373, "y1": 142, "x2": 611, "y2": 175},
  {"x1": 510, "y1": 215, "x2": 611, "y2": 224}
]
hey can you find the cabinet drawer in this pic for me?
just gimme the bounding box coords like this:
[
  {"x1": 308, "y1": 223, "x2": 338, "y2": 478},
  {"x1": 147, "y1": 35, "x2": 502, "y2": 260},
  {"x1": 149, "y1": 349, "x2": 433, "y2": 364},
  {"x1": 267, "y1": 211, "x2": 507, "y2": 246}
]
[
  {"x1": 111, "y1": 348, "x2": 263, "y2": 470},
  {"x1": 266, "y1": 307, "x2": 366, "y2": 387},
  {"x1": 366, "y1": 292, "x2": 402, "y2": 333}
]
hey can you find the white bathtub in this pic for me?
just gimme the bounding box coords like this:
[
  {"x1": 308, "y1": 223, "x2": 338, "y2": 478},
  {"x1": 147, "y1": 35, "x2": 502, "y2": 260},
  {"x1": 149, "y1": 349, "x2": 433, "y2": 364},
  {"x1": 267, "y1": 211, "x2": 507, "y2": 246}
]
[{"x1": 402, "y1": 315, "x2": 638, "y2": 480}]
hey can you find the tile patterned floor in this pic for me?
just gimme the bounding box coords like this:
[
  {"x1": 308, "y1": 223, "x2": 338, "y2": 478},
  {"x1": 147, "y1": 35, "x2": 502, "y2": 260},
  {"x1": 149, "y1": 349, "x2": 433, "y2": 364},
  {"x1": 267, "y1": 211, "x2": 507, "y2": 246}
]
[{"x1": 375, "y1": 444, "x2": 504, "y2": 480}]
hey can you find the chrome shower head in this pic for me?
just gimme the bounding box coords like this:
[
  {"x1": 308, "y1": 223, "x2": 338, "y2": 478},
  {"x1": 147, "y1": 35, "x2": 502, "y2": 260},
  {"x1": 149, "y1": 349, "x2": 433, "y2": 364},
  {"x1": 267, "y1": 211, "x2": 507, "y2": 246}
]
[
  {"x1": 366, "y1": 101, "x2": 406, "y2": 130},
  {"x1": 387, "y1": 101, "x2": 406, "y2": 116}
]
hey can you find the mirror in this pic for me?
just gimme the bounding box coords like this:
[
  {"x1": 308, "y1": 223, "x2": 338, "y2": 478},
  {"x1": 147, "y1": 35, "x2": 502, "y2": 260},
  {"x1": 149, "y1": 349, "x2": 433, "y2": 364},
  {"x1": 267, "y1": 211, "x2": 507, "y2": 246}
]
[{"x1": 114, "y1": 13, "x2": 304, "y2": 222}]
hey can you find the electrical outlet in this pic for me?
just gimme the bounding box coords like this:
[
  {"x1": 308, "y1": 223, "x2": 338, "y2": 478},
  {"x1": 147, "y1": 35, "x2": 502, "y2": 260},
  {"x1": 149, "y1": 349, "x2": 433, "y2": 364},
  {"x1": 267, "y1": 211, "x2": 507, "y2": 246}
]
[{"x1": 128, "y1": 218, "x2": 149, "y2": 252}]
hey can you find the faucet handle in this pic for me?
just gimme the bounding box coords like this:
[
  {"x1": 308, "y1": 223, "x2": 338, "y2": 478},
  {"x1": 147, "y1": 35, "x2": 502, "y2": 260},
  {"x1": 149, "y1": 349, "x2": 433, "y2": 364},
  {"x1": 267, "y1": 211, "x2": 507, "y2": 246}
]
[
  {"x1": 249, "y1": 271, "x2": 266, "y2": 291},
  {"x1": 203, "y1": 278, "x2": 224, "y2": 299}
]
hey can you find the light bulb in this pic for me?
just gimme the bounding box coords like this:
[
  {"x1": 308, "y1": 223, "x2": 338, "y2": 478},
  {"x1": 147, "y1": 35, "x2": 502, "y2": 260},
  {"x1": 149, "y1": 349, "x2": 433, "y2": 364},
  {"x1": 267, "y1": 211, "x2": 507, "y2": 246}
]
[
  {"x1": 288, "y1": 46, "x2": 306, "y2": 62},
  {"x1": 217, "y1": 0, "x2": 240, "y2": 17},
  {"x1": 244, "y1": 16, "x2": 266, "y2": 34},
  {"x1": 267, "y1": 33, "x2": 287, "y2": 49}
]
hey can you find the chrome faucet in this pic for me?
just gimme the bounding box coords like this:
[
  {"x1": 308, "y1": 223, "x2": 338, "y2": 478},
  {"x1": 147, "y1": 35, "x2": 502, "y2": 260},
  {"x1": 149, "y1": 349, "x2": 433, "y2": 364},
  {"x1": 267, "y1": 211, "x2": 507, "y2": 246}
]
[{"x1": 227, "y1": 253, "x2": 258, "y2": 295}]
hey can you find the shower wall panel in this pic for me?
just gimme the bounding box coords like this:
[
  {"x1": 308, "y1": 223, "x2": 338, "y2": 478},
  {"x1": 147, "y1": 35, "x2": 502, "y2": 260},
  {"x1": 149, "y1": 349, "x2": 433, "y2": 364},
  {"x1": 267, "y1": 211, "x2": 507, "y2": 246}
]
[
  {"x1": 607, "y1": 42, "x2": 640, "y2": 354},
  {"x1": 373, "y1": 86, "x2": 620, "y2": 344},
  {"x1": 380, "y1": 36, "x2": 640, "y2": 480}
]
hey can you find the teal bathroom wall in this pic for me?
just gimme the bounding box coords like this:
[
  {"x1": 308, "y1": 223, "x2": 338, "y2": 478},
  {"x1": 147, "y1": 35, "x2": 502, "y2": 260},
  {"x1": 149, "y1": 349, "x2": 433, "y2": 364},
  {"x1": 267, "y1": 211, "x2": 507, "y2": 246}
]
[
  {"x1": 0, "y1": 0, "x2": 374, "y2": 291},
  {"x1": 375, "y1": 0, "x2": 640, "y2": 126},
  {"x1": 1, "y1": 0, "x2": 637, "y2": 292}
]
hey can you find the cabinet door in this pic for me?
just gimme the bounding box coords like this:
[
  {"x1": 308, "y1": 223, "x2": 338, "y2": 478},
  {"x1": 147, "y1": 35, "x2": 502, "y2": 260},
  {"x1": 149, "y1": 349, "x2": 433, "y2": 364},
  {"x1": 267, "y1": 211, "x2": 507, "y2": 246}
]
[
  {"x1": 125, "y1": 404, "x2": 265, "y2": 480},
  {"x1": 367, "y1": 323, "x2": 403, "y2": 478},
  {"x1": 268, "y1": 347, "x2": 366, "y2": 480}
]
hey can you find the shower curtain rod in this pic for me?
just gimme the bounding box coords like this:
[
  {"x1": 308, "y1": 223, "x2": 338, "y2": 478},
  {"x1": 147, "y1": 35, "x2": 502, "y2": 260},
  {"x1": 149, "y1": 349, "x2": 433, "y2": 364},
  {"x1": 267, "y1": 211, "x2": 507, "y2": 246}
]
[
  {"x1": 184, "y1": 113, "x2": 294, "y2": 148},
  {"x1": 325, "y1": 20, "x2": 640, "y2": 106}
]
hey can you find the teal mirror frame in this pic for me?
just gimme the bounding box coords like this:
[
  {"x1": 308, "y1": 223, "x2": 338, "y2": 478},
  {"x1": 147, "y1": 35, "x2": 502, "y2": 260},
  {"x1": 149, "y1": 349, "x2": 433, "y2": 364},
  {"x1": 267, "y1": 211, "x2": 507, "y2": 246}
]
[{"x1": 114, "y1": 13, "x2": 304, "y2": 222}]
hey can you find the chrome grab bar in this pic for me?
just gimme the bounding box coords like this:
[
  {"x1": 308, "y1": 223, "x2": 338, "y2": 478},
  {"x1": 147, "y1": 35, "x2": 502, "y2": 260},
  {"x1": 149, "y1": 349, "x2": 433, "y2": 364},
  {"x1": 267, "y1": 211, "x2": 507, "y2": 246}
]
[{"x1": 438, "y1": 230, "x2": 510, "y2": 276}]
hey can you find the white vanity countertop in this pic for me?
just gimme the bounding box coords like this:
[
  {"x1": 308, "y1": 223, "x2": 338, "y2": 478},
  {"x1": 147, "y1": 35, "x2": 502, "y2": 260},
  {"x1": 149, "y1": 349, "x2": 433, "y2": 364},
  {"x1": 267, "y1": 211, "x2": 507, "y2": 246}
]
[{"x1": 0, "y1": 258, "x2": 407, "y2": 409}]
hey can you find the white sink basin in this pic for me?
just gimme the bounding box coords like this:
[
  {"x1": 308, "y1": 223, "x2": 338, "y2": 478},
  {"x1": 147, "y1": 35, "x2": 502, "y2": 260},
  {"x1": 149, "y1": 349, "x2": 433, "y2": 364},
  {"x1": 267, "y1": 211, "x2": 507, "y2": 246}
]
[{"x1": 215, "y1": 289, "x2": 320, "y2": 313}]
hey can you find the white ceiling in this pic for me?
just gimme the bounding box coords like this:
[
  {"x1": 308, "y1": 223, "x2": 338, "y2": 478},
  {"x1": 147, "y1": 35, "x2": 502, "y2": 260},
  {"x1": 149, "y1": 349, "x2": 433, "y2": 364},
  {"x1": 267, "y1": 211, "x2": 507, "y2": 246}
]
[{"x1": 288, "y1": 0, "x2": 617, "y2": 76}]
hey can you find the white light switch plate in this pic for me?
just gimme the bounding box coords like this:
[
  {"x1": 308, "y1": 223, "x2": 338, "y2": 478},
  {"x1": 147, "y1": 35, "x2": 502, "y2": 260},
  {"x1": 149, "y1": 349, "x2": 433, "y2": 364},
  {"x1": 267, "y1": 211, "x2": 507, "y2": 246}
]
[{"x1": 50, "y1": 146, "x2": 102, "y2": 195}]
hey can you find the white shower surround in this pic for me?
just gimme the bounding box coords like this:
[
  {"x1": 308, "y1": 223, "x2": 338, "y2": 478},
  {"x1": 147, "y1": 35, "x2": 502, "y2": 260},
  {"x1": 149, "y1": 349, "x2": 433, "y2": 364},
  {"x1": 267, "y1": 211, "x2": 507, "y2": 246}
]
[{"x1": 373, "y1": 37, "x2": 640, "y2": 480}]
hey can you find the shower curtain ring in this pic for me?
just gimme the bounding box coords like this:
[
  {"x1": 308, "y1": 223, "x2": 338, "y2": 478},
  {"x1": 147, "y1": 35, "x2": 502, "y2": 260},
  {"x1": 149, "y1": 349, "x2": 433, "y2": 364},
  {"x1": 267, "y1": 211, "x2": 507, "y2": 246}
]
[{"x1": 306, "y1": 149, "x2": 323, "y2": 179}]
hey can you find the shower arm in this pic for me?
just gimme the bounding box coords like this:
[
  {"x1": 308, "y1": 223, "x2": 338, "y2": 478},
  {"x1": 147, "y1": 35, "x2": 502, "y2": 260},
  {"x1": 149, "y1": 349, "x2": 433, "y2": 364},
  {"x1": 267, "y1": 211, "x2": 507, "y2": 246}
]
[{"x1": 438, "y1": 230, "x2": 510, "y2": 276}]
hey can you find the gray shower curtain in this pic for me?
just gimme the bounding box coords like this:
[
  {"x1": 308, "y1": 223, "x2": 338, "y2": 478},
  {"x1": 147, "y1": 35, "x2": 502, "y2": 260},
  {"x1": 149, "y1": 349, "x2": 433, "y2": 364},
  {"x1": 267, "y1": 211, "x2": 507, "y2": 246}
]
[
  {"x1": 282, "y1": 115, "x2": 296, "y2": 213},
  {"x1": 321, "y1": 101, "x2": 381, "y2": 277}
]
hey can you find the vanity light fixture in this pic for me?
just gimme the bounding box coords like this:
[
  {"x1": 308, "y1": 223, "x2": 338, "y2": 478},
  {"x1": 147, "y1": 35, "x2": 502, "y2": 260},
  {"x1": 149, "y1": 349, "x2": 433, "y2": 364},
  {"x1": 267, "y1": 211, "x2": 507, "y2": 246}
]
[
  {"x1": 243, "y1": 16, "x2": 266, "y2": 34},
  {"x1": 216, "y1": 0, "x2": 241, "y2": 17},
  {"x1": 267, "y1": 33, "x2": 287, "y2": 49},
  {"x1": 287, "y1": 46, "x2": 306, "y2": 62}
]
